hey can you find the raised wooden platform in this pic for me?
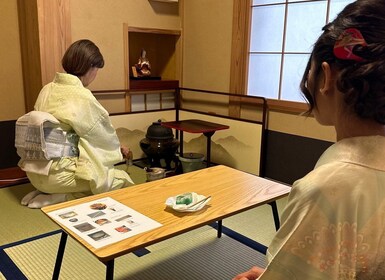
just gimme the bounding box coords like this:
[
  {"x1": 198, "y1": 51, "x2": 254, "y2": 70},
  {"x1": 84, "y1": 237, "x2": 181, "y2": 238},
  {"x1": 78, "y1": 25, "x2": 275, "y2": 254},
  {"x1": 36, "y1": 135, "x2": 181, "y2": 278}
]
[{"x1": 0, "y1": 167, "x2": 29, "y2": 188}]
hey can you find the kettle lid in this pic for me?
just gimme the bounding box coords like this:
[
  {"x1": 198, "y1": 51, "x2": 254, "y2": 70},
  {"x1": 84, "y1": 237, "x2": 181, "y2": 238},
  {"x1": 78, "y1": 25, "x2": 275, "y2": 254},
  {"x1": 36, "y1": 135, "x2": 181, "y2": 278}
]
[{"x1": 146, "y1": 119, "x2": 174, "y2": 140}]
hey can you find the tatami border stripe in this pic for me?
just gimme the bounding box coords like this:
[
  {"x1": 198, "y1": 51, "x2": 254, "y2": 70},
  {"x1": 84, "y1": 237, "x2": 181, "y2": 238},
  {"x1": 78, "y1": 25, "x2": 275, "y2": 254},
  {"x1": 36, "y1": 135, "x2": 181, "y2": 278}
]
[
  {"x1": 0, "y1": 224, "x2": 266, "y2": 279},
  {"x1": 0, "y1": 229, "x2": 62, "y2": 250},
  {"x1": 0, "y1": 229, "x2": 62, "y2": 280},
  {"x1": 0, "y1": 249, "x2": 27, "y2": 280},
  {"x1": 209, "y1": 222, "x2": 268, "y2": 254}
]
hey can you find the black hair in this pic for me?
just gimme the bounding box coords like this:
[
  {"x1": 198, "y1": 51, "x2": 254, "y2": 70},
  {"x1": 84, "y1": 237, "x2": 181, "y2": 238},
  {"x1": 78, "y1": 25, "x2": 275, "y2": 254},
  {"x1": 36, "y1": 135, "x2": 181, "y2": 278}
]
[{"x1": 300, "y1": 0, "x2": 385, "y2": 124}]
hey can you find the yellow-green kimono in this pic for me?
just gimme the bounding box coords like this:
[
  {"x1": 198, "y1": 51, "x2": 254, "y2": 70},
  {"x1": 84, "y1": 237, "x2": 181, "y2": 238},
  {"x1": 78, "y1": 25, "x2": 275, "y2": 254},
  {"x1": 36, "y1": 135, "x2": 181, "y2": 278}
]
[{"x1": 21, "y1": 73, "x2": 133, "y2": 200}]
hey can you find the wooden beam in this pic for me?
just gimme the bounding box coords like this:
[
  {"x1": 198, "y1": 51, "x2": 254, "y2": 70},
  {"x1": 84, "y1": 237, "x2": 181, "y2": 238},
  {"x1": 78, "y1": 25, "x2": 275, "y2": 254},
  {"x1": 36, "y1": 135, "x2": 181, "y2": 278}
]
[{"x1": 229, "y1": 0, "x2": 251, "y2": 118}]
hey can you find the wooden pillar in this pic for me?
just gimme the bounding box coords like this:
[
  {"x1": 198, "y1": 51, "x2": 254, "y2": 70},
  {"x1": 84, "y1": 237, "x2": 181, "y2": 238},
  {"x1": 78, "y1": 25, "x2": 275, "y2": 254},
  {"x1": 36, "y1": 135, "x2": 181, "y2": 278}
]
[
  {"x1": 17, "y1": 0, "x2": 71, "y2": 112},
  {"x1": 229, "y1": 0, "x2": 251, "y2": 118}
]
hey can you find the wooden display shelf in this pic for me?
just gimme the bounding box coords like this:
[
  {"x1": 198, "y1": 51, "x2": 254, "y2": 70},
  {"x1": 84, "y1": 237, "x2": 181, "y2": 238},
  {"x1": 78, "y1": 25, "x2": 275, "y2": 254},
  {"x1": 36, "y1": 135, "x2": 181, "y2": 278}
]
[{"x1": 129, "y1": 79, "x2": 179, "y2": 91}]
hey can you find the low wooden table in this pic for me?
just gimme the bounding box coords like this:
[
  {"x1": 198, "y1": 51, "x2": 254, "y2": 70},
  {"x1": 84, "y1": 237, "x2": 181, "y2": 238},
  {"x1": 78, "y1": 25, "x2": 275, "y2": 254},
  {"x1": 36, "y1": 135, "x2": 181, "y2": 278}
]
[
  {"x1": 42, "y1": 165, "x2": 291, "y2": 280},
  {"x1": 161, "y1": 119, "x2": 230, "y2": 167}
]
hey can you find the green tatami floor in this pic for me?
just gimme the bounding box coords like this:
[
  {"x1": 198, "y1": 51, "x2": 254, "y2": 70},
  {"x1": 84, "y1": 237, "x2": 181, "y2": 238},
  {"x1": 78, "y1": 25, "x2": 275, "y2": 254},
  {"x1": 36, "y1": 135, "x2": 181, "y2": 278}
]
[{"x1": 0, "y1": 165, "x2": 287, "y2": 279}]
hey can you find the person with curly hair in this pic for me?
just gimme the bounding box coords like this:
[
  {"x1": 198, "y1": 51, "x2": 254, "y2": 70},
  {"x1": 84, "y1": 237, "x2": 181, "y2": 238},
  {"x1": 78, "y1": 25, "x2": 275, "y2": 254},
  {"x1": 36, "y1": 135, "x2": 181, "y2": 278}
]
[{"x1": 234, "y1": 1, "x2": 385, "y2": 279}]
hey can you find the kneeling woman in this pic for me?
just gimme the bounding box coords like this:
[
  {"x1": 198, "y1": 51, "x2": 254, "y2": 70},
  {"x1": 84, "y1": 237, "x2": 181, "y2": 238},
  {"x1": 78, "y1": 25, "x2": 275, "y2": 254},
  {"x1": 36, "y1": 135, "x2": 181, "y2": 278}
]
[{"x1": 17, "y1": 39, "x2": 133, "y2": 208}]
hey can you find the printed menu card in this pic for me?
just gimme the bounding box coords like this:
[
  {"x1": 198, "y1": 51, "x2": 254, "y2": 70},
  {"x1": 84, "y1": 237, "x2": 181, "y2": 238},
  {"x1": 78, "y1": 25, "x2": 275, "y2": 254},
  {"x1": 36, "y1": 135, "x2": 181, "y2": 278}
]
[{"x1": 47, "y1": 197, "x2": 162, "y2": 249}]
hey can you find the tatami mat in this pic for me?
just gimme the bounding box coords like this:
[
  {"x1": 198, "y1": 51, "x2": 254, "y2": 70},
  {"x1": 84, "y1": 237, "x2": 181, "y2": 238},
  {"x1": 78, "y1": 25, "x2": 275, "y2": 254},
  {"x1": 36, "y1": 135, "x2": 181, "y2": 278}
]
[
  {"x1": 5, "y1": 226, "x2": 267, "y2": 280},
  {"x1": 0, "y1": 184, "x2": 59, "y2": 246},
  {"x1": 0, "y1": 165, "x2": 146, "y2": 246},
  {"x1": 0, "y1": 164, "x2": 288, "y2": 279},
  {"x1": 224, "y1": 198, "x2": 287, "y2": 246}
]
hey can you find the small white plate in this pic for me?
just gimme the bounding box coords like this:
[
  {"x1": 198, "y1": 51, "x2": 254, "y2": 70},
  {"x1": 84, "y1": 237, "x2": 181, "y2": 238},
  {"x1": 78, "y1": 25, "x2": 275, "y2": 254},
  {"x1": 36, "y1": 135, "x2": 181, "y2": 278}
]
[{"x1": 165, "y1": 192, "x2": 211, "y2": 212}]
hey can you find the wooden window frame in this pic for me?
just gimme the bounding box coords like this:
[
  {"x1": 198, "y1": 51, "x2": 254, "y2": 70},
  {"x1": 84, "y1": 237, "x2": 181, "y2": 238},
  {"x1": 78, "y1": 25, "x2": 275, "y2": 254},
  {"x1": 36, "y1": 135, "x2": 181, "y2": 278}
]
[{"x1": 230, "y1": 0, "x2": 307, "y2": 114}]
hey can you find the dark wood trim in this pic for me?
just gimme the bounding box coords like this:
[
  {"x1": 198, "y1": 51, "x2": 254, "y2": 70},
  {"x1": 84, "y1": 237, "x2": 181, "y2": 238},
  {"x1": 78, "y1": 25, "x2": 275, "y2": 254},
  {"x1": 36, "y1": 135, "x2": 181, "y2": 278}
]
[
  {"x1": 2, "y1": 87, "x2": 309, "y2": 188},
  {"x1": 127, "y1": 26, "x2": 181, "y2": 36},
  {"x1": 0, "y1": 120, "x2": 20, "y2": 169},
  {"x1": 109, "y1": 108, "x2": 176, "y2": 117},
  {"x1": 129, "y1": 80, "x2": 179, "y2": 91},
  {"x1": 0, "y1": 167, "x2": 29, "y2": 188},
  {"x1": 267, "y1": 99, "x2": 308, "y2": 114}
]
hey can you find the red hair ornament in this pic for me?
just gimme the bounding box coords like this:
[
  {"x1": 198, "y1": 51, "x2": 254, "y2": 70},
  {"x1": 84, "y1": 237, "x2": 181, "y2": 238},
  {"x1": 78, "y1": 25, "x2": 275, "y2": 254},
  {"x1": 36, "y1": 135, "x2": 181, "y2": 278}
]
[{"x1": 333, "y1": 28, "x2": 367, "y2": 62}]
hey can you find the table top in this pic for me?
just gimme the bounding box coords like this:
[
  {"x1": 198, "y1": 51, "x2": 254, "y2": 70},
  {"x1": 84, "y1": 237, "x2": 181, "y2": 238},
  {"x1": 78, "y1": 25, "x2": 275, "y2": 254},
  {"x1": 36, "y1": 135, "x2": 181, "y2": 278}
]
[
  {"x1": 42, "y1": 165, "x2": 290, "y2": 262},
  {"x1": 161, "y1": 119, "x2": 229, "y2": 133}
]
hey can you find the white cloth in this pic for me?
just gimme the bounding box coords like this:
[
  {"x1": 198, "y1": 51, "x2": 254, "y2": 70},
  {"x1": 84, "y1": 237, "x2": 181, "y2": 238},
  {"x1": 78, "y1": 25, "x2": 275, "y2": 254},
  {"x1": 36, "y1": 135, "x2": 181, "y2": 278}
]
[
  {"x1": 15, "y1": 111, "x2": 79, "y2": 175},
  {"x1": 260, "y1": 136, "x2": 385, "y2": 280}
]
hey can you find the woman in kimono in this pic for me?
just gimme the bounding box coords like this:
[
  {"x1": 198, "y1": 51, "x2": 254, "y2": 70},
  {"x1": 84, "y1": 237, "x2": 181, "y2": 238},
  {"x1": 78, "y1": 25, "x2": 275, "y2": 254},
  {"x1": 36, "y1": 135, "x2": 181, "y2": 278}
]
[
  {"x1": 234, "y1": 0, "x2": 385, "y2": 279},
  {"x1": 18, "y1": 39, "x2": 133, "y2": 208}
]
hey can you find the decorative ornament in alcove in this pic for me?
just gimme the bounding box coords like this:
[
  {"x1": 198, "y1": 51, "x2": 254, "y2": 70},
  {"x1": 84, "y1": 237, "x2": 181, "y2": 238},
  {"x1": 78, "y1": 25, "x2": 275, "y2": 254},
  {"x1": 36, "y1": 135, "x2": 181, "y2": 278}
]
[{"x1": 132, "y1": 49, "x2": 151, "y2": 78}]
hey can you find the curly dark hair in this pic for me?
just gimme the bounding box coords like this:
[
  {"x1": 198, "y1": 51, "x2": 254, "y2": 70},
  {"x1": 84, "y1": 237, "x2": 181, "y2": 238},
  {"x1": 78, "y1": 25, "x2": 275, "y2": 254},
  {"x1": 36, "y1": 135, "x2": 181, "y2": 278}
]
[
  {"x1": 62, "y1": 39, "x2": 104, "y2": 77},
  {"x1": 300, "y1": 0, "x2": 385, "y2": 124}
]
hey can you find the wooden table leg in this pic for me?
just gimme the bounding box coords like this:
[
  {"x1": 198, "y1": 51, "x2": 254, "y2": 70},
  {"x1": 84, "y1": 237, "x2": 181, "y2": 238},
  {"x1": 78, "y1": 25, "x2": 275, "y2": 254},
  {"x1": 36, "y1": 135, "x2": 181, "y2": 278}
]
[
  {"x1": 105, "y1": 259, "x2": 115, "y2": 280},
  {"x1": 52, "y1": 230, "x2": 68, "y2": 280}
]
